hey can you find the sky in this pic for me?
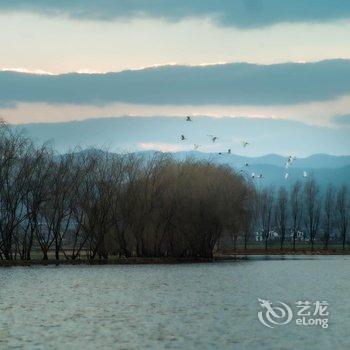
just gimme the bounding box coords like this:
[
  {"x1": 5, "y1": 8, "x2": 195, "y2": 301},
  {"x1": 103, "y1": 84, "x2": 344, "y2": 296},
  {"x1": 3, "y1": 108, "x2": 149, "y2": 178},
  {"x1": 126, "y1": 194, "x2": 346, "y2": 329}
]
[{"x1": 1, "y1": 1, "x2": 350, "y2": 155}]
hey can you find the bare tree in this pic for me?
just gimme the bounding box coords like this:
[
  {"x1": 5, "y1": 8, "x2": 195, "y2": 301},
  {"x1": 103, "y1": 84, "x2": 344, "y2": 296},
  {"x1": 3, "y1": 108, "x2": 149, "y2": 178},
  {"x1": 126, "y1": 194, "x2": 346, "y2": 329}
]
[
  {"x1": 336, "y1": 185, "x2": 349, "y2": 250},
  {"x1": 259, "y1": 188, "x2": 275, "y2": 251},
  {"x1": 39, "y1": 153, "x2": 81, "y2": 260},
  {"x1": 323, "y1": 184, "x2": 335, "y2": 250},
  {"x1": 77, "y1": 151, "x2": 115, "y2": 260},
  {"x1": 304, "y1": 178, "x2": 321, "y2": 251},
  {"x1": 21, "y1": 144, "x2": 53, "y2": 260},
  {"x1": 275, "y1": 186, "x2": 288, "y2": 250},
  {"x1": 0, "y1": 125, "x2": 33, "y2": 260},
  {"x1": 241, "y1": 186, "x2": 258, "y2": 251},
  {"x1": 67, "y1": 153, "x2": 94, "y2": 260},
  {"x1": 290, "y1": 181, "x2": 303, "y2": 252}
]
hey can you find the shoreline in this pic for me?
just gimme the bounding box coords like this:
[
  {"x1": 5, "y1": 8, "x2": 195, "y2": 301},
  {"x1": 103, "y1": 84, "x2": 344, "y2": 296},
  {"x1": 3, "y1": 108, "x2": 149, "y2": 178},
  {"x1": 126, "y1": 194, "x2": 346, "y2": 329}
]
[
  {"x1": 1, "y1": 251, "x2": 349, "y2": 267},
  {"x1": 218, "y1": 249, "x2": 350, "y2": 256},
  {"x1": 0, "y1": 257, "x2": 224, "y2": 267}
]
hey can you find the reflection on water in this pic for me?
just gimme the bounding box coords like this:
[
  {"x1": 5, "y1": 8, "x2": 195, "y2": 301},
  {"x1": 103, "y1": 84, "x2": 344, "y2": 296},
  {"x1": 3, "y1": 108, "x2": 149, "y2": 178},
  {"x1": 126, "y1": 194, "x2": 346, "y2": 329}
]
[{"x1": 1, "y1": 257, "x2": 350, "y2": 349}]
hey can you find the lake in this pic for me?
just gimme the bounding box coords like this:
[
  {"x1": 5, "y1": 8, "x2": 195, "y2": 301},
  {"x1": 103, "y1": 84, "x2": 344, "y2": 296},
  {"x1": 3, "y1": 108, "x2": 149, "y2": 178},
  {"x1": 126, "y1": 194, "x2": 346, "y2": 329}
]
[{"x1": 1, "y1": 256, "x2": 349, "y2": 349}]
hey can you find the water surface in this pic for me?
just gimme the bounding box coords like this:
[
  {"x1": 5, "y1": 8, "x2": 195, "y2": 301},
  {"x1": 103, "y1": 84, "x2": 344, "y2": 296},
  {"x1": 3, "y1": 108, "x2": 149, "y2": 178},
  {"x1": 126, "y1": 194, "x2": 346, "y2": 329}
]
[{"x1": 1, "y1": 256, "x2": 349, "y2": 349}]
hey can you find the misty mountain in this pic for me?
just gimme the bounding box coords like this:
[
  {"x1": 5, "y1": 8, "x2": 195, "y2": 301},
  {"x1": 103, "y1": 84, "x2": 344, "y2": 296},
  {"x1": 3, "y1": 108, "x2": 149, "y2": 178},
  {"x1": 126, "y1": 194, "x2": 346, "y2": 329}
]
[
  {"x1": 70, "y1": 148, "x2": 350, "y2": 190},
  {"x1": 11, "y1": 116, "x2": 350, "y2": 190},
  {"x1": 135, "y1": 150, "x2": 350, "y2": 190},
  {"x1": 159, "y1": 151, "x2": 350, "y2": 169},
  {"x1": 16, "y1": 116, "x2": 350, "y2": 156}
]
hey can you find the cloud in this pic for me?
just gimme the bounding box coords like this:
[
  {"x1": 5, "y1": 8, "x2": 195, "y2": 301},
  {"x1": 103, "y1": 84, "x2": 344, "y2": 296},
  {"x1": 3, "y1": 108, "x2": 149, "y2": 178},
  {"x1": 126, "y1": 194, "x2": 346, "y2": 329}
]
[
  {"x1": 1, "y1": 1, "x2": 350, "y2": 28},
  {"x1": 0, "y1": 67, "x2": 56, "y2": 75},
  {"x1": 332, "y1": 114, "x2": 350, "y2": 125},
  {"x1": 1, "y1": 60, "x2": 350, "y2": 107},
  {"x1": 3, "y1": 95, "x2": 350, "y2": 126},
  {"x1": 138, "y1": 142, "x2": 188, "y2": 152}
]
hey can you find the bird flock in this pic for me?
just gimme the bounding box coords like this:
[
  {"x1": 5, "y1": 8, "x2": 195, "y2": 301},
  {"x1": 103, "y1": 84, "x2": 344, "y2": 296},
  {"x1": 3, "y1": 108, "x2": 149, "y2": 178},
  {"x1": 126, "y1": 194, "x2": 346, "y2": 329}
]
[{"x1": 180, "y1": 116, "x2": 309, "y2": 182}]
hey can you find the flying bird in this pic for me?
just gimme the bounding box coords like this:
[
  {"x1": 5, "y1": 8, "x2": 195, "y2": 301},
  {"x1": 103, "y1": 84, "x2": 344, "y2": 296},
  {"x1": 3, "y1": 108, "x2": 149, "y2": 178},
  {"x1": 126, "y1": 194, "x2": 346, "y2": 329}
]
[
  {"x1": 242, "y1": 141, "x2": 250, "y2": 148},
  {"x1": 227, "y1": 149, "x2": 231, "y2": 154},
  {"x1": 258, "y1": 174, "x2": 263, "y2": 179},
  {"x1": 186, "y1": 116, "x2": 192, "y2": 122},
  {"x1": 180, "y1": 134, "x2": 186, "y2": 141},
  {"x1": 285, "y1": 155, "x2": 296, "y2": 168},
  {"x1": 194, "y1": 144, "x2": 201, "y2": 150},
  {"x1": 207, "y1": 135, "x2": 218, "y2": 143},
  {"x1": 287, "y1": 155, "x2": 296, "y2": 164}
]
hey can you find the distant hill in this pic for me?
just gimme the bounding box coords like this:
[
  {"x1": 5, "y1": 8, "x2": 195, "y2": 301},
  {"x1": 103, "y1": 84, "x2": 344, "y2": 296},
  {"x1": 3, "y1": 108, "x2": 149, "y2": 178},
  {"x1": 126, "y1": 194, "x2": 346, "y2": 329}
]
[
  {"x1": 161, "y1": 151, "x2": 350, "y2": 169},
  {"x1": 11, "y1": 115, "x2": 350, "y2": 190},
  {"x1": 16, "y1": 116, "x2": 350, "y2": 156},
  {"x1": 56, "y1": 148, "x2": 350, "y2": 190},
  {"x1": 135, "y1": 150, "x2": 350, "y2": 190}
]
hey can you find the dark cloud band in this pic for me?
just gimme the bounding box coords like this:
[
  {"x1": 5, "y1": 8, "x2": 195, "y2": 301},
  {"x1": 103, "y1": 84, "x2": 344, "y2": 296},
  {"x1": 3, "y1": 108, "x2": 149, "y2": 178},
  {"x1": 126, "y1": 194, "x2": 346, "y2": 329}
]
[
  {"x1": 1, "y1": 60, "x2": 350, "y2": 106},
  {"x1": 1, "y1": 0, "x2": 350, "y2": 28}
]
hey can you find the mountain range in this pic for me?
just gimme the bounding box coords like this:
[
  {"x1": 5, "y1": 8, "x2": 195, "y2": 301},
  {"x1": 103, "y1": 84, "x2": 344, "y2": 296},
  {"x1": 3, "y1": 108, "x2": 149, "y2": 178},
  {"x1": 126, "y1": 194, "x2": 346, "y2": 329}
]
[
  {"x1": 9, "y1": 117, "x2": 350, "y2": 190},
  {"x1": 137, "y1": 150, "x2": 350, "y2": 190},
  {"x1": 15, "y1": 116, "x2": 350, "y2": 156}
]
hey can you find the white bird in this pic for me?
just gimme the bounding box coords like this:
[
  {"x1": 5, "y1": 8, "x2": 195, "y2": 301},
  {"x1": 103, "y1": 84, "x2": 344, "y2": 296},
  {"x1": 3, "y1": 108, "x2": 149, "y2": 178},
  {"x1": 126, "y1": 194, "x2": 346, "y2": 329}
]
[
  {"x1": 285, "y1": 173, "x2": 289, "y2": 179},
  {"x1": 242, "y1": 141, "x2": 250, "y2": 147},
  {"x1": 258, "y1": 174, "x2": 263, "y2": 179},
  {"x1": 303, "y1": 171, "x2": 308, "y2": 178},
  {"x1": 194, "y1": 144, "x2": 201, "y2": 150},
  {"x1": 251, "y1": 172, "x2": 255, "y2": 179},
  {"x1": 186, "y1": 116, "x2": 192, "y2": 122}
]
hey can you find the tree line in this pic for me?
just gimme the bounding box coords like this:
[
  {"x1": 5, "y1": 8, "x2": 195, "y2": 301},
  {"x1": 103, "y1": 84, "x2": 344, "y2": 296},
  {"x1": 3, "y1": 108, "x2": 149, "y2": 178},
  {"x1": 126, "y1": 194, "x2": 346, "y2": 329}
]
[
  {"x1": 0, "y1": 123, "x2": 252, "y2": 260},
  {"x1": 249, "y1": 180, "x2": 349, "y2": 252},
  {"x1": 0, "y1": 123, "x2": 349, "y2": 261}
]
